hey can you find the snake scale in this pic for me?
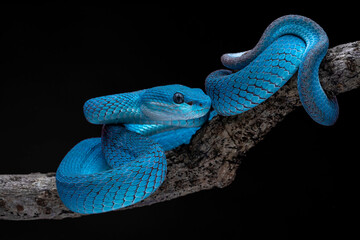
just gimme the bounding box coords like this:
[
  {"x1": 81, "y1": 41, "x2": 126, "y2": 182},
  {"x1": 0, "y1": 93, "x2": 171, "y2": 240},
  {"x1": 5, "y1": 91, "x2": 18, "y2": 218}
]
[{"x1": 56, "y1": 15, "x2": 339, "y2": 214}]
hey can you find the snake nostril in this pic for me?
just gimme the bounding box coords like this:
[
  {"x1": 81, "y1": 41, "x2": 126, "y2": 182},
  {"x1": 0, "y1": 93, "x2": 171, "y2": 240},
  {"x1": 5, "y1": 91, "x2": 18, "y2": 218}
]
[
  {"x1": 199, "y1": 103, "x2": 203, "y2": 107},
  {"x1": 187, "y1": 101, "x2": 193, "y2": 106}
]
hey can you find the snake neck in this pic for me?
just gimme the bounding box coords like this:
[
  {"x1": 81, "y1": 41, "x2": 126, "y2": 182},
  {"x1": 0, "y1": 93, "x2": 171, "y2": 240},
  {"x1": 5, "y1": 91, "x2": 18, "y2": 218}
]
[{"x1": 84, "y1": 90, "x2": 150, "y2": 125}]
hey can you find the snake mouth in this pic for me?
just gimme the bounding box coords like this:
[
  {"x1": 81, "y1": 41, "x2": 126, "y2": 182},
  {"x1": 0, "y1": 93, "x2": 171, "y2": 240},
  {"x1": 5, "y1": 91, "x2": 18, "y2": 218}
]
[{"x1": 141, "y1": 104, "x2": 211, "y2": 122}]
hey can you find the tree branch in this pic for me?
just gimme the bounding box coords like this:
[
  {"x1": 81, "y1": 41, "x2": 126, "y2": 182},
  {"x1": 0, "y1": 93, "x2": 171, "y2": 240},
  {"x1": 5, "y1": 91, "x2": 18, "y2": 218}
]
[{"x1": 1, "y1": 41, "x2": 359, "y2": 220}]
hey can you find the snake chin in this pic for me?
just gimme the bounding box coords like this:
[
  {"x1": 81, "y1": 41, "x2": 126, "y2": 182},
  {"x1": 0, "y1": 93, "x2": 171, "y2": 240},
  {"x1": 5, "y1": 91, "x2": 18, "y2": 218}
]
[{"x1": 140, "y1": 84, "x2": 211, "y2": 121}]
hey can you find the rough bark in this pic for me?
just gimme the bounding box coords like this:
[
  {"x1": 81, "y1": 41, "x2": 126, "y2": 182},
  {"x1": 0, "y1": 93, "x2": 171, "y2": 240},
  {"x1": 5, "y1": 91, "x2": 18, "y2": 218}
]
[{"x1": 1, "y1": 41, "x2": 359, "y2": 220}]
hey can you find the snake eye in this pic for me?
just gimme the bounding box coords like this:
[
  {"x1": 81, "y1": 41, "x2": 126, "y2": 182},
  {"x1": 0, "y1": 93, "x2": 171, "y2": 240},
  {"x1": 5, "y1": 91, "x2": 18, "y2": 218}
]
[{"x1": 173, "y1": 92, "x2": 184, "y2": 104}]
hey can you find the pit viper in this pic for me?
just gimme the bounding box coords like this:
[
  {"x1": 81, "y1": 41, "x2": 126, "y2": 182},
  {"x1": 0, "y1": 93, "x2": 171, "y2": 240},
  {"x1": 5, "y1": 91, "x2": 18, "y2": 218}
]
[{"x1": 56, "y1": 15, "x2": 339, "y2": 214}]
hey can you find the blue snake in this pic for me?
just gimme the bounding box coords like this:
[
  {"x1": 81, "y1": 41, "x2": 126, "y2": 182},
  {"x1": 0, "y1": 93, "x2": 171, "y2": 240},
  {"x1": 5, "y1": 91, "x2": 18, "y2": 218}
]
[{"x1": 56, "y1": 15, "x2": 339, "y2": 214}]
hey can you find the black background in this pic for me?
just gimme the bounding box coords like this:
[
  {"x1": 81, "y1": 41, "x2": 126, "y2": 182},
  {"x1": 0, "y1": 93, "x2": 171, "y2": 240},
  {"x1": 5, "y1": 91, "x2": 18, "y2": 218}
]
[{"x1": 1, "y1": 3, "x2": 359, "y2": 239}]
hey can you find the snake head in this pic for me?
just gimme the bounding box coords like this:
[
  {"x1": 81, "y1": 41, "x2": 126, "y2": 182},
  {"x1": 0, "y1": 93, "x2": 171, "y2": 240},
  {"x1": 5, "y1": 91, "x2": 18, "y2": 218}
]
[{"x1": 140, "y1": 84, "x2": 211, "y2": 122}]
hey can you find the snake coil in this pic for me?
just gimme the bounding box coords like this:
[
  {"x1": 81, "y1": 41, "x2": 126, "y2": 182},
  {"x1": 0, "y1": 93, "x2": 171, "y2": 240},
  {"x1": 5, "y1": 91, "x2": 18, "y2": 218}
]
[{"x1": 56, "y1": 15, "x2": 339, "y2": 214}]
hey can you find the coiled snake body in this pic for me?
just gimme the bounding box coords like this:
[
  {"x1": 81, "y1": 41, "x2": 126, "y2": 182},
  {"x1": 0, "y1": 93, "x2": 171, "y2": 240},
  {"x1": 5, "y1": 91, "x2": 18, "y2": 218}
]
[{"x1": 56, "y1": 15, "x2": 339, "y2": 214}]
